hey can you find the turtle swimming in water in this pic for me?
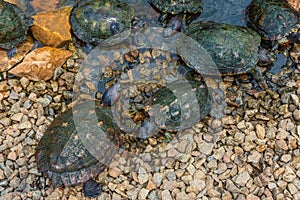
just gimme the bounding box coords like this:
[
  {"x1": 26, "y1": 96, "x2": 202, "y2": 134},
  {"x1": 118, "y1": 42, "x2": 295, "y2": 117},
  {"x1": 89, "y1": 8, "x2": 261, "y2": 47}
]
[
  {"x1": 35, "y1": 101, "x2": 121, "y2": 197},
  {"x1": 0, "y1": 0, "x2": 29, "y2": 56},
  {"x1": 148, "y1": 0, "x2": 203, "y2": 36},
  {"x1": 70, "y1": 0, "x2": 135, "y2": 46},
  {"x1": 245, "y1": 0, "x2": 300, "y2": 45}
]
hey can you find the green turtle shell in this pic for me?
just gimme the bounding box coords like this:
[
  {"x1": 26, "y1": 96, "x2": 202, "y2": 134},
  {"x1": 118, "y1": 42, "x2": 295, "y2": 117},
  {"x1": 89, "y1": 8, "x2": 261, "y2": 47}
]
[
  {"x1": 149, "y1": 0, "x2": 202, "y2": 14},
  {"x1": 149, "y1": 80, "x2": 211, "y2": 131},
  {"x1": 35, "y1": 101, "x2": 120, "y2": 187},
  {"x1": 245, "y1": 0, "x2": 300, "y2": 40},
  {"x1": 177, "y1": 21, "x2": 261, "y2": 75},
  {"x1": 0, "y1": 0, "x2": 28, "y2": 49},
  {"x1": 70, "y1": 0, "x2": 134, "y2": 46}
]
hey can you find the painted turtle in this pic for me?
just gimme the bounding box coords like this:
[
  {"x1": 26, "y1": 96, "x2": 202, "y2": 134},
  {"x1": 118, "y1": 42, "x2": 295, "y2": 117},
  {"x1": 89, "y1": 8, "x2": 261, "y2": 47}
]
[
  {"x1": 0, "y1": 0, "x2": 29, "y2": 50},
  {"x1": 35, "y1": 101, "x2": 121, "y2": 197},
  {"x1": 70, "y1": 0, "x2": 134, "y2": 46},
  {"x1": 177, "y1": 21, "x2": 262, "y2": 75},
  {"x1": 245, "y1": 0, "x2": 300, "y2": 41}
]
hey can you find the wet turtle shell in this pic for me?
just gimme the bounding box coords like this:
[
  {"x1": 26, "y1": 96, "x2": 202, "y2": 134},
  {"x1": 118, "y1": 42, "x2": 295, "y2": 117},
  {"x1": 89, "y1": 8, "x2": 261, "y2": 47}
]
[
  {"x1": 70, "y1": 0, "x2": 134, "y2": 46},
  {"x1": 35, "y1": 101, "x2": 120, "y2": 196},
  {"x1": 149, "y1": 0, "x2": 202, "y2": 14},
  {"x1": 245, "y1": 0, "x2": 300, "y2": 40},
  {"x1": 177, "y1": 21, "x2": 261, "y2": 75},
  {"x1": 0, "y1": 0, "x2": 28, "y2": 49},
  {"x1": 149, "y1": 79, "x2": 211, "y2": 132}
]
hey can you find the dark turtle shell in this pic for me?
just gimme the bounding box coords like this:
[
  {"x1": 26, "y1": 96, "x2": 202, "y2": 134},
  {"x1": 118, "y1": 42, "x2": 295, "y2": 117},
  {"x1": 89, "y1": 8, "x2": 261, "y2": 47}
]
[
  {"x1": 177, "y1": 21, "x2": 261, "y2": 75},
  {"x1": 245, "y1": 0, "x2": 300, "y2": 40},
  {"x1": 70, "y1": 0, "x2": 134, "y2": 46},
  {"x1": 35, "y1": 101, "x2": 120, "y2": 188},
  {"x1": 149, "y1": 79, "x2": 211, "y2": 132},
  {"x1": 149, "y1": 0, "x2": 202, "y2": 14},
  {"x1": 0, "y1": 0, "x2": 28, "y2": 49}
]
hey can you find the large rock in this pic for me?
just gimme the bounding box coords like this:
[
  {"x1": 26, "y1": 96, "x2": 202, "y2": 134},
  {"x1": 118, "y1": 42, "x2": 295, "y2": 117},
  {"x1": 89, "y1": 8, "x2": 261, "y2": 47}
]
[
  {"x1": 9, "y1": 46, "x2": 72, "y2": 81},
  {"x1": 30, "y1": 6, "x2": 72, "y2": 47},
  {"x1": 0, "y1": 36, "x2": 34, "y2": 72}
]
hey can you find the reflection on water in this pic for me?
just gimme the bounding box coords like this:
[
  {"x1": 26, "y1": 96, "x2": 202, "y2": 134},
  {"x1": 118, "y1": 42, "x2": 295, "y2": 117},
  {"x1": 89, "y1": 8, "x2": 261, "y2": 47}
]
[{"x1": 198, "y1": 0, "x2": 252, "y2": 27}]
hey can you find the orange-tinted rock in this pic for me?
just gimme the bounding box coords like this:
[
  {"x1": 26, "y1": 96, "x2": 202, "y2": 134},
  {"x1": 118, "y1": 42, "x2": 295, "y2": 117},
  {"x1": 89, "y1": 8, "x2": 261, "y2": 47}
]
[
  {"x1": 30, "y1": 6, "x2": 72, "y2": 47},
  {"x1": 30, "y1": 0, "x2": 59, "y2": 12},
  {"x1": 287, "y1": 0, "x2": 300, "y2": 11},
  {"x1": 0, "y1": 36, "x2": 34, "y2": 72},
  {"x1": 9, "y1": 46, "x2": 72, "y2": 81}
]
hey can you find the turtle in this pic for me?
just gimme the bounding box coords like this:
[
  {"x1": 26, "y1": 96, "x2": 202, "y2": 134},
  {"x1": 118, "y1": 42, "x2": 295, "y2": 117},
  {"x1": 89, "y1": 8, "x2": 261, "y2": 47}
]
[
  {"x1": 148, "y1": 78, "x2": 212, "y2": 132},
  {"x1": 70, "y1": 0, "x2": 135, "y2": 46},
  {"x1": 148, "y1": 0, "x2": 203, "y2": 36},
  {"x1": 177, "y1": 21, "x2": 263, "y2": 76},
  {"x1": 35, "y1": 101, "x2": 121, "y2": 197},
  {"x1": 245, "y1": 0, "x2": 300, "y2": 42},
  {"x1": 0, "y1": 0, "x2": 29, "y2": 55}
]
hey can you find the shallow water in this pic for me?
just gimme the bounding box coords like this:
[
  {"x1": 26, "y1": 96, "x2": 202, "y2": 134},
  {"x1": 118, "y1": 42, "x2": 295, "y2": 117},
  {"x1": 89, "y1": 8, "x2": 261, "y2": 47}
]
[
  {"x1": 17, "y1": 0, "x2": 252, "y2": 28},
  {"x1": 199, "y1": 0, "x2": 252, "y2": 27}
]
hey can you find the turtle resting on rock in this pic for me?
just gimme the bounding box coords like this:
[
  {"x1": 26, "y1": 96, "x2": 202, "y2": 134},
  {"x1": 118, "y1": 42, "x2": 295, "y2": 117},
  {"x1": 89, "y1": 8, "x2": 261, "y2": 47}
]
[
  {"x1": 35, "y1": 101, "x2": 121, "y2": 197},
  {"x1": 0, "y1": 0, "x2": 29, "y2": 56},
  {"x1": 176, "y1": 21, "x2": 274, "y2": 88},
  {"x1": 148, "y1": 0, "x2": 203, "y2": 36},
  {"x1": 70, "y1": 0, "x2": 134, "y2": 46}
]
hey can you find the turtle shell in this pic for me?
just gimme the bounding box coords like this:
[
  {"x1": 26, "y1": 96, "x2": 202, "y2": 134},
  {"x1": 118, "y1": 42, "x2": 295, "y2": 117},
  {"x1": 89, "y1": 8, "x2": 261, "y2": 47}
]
[
  {"x1": 70, "y1": 0, "x2": 134, "y2": 46},
  {"x1": 177, "y1": 21, "x2": 261, "y2": 75},
  {"x1": 149, "y1": 0, "x2": 202, "y2": 14},
  {"x1": 149, "y1": 79, "x2": 211, "y2": 132},
  {"x1": 245, "y1": 0, "x2": 300, "y2": 40},
  {"x1": 35, "y1": 101, "x2": 120, "y2": 187},
  {"x1": 0, "y1": 0, "x2": 28, "y2": 49}
]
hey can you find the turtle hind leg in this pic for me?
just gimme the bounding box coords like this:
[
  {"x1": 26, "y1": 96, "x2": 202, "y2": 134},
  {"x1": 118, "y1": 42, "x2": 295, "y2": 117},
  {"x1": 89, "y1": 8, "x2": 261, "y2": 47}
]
[{"x1": 83, "y1": 179, "x2": 103, "y2": 198}]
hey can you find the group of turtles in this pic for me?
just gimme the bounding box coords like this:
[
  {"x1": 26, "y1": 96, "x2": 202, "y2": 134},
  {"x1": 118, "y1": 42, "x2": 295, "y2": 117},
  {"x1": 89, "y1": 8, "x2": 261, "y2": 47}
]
[{"x1": 1, "y1": 0, "x2": 300, "y2": 197}]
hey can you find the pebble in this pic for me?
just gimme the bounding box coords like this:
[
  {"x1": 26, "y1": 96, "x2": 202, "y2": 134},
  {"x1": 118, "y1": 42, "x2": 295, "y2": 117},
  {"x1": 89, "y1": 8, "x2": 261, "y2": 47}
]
[
  {"x1": 234, "y1": 172, "x2": 251, "y2": 186},
  {"x1": 137, "y1": 167, "x2": 148, "y2": 185},
  {"x1": 255, "y1": 124, "x2": 265, "y2": 139},
  {"x1": 283, "y1": 166, "x2": 296, "y2": 182},
  {"x1": 138, "y1": 188, "x2": 149, "y2": 199},
  {"x1": 161, "y1": 190, "x2": 172, "y2": 200},
  {"x1": 109, "y1": 167, "x2": 122, "y2": 178}
]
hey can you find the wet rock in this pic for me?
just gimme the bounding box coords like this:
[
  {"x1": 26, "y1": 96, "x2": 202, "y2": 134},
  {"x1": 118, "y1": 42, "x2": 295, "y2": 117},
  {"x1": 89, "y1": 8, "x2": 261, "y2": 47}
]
[
  {"x1": 287, "y1": 0, "x2": 300, "y2": 11},
  {"x1": 9, "y1": 47, "x2": 72, "y2": 81},
  {"x1": 0, "y1": 36, "x2": 34, "y2": 72},
  {"x1": 30, "y1": 7, "x2": 72, "y2": 47},
  {"x1": 30, "y1": 0, "x2": 59, "y2": 12}
]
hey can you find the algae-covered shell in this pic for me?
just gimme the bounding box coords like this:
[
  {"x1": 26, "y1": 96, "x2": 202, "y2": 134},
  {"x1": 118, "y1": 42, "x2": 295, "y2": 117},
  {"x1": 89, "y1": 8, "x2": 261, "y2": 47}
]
[
  {"x1": 245, "y1": 0, "x2": 300, "y2": 40},
  {"x1": 35, "y1": 101, "x2": 120, "y2": 188},
  {"x1": 70, "y1": 0, "x2": 134, "y2": 45},
  {"x1": 0, "y1": 0, "x2": 28, "y2": 49},
  {"x1": 177, "y1": 21, "x2": 261, "y2": 75}
]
